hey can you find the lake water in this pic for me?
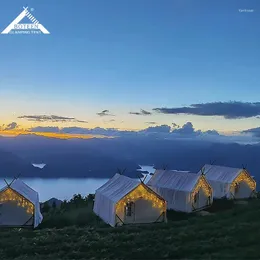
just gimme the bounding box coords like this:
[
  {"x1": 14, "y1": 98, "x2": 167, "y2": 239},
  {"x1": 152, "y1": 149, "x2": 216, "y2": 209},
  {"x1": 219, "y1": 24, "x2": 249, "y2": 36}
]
[{"x1": 1, "y1": 165, "x2": 156, "y2": 202}]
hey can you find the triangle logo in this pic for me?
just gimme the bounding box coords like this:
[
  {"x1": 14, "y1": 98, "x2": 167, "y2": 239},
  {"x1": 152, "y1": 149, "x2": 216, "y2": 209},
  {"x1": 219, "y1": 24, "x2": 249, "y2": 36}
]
[{"x1": 1, "y1": 7, "x2": 50, "y2": 34}]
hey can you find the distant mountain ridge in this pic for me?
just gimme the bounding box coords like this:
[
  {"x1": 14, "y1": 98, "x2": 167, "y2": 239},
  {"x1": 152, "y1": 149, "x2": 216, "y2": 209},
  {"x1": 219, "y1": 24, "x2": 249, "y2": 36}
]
[
  {"x1": 41, "y1": 198, "x2": 63, "y2": 208},
  {"x1": 0, "y1": 135, "x2": 260, "y2": 186}
]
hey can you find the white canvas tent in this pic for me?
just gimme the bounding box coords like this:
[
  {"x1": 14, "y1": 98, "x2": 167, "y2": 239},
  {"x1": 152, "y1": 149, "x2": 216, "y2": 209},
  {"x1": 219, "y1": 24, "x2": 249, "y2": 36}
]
[
  {"x1": 0, "y1": 179, "x2": 43, "y2": 228},
  {"x1": 199, "y1": 164, "x2": 256, "y2": 199},
  {"x1": 93, "y1": 173, "x2": 167, "y2": 227},
  {"x1": 147, "y1": 170, "x2": 213, "y2": 213}
]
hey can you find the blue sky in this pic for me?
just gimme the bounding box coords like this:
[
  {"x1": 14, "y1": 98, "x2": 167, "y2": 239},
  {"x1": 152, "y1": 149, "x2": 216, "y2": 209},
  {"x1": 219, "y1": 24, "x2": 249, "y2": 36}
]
[{"x1": 0, "y1": 0, "x2": 259, "y2": 132}]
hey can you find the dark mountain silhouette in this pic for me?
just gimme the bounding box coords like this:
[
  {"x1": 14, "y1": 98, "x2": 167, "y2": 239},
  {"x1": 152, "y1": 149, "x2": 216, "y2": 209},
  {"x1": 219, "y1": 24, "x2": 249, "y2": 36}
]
[
  {"x1": 0, "y1": 136, "x2": 140, "y2": 178},
  {"x1": 0, "y1": 150, "x2": 41, "y2": 177},
  {"x1": 41, "y1": 198, "x2": 63, "y2": 209},
  {"x1": 0, "y1": 135, "x2": 260, "y2": 186}
]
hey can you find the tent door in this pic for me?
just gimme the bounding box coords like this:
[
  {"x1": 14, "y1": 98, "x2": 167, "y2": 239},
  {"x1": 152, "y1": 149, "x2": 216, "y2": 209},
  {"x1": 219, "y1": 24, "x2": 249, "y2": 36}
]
[
  {"x1": 207, "y1": 195, "x2": 211, "y2": 205},
  {"x1": 234, "y1": 183, "x2": 239, "y2": 196},
  {"x1": 124, "y1": 202, "x2": 135, "y2": 223},
  {"x1": 193, "y1": 191, "x2": 200, "y2": 209}
]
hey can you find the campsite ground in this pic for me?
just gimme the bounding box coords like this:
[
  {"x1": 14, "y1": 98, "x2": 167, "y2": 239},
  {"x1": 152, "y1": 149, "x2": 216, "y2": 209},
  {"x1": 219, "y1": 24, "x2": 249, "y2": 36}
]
[{"x1": 0, "y1": 198, "x2": 260, "y2": 259}]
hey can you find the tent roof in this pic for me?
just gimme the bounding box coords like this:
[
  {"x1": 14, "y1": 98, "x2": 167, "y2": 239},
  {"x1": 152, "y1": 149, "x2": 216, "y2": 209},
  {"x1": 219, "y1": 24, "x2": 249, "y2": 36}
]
[
  {"x1": 95, "y1": 174, "x2": 141, "y2": 203},
  {"x1": 200, "y1": 164, "x2": 242, "y2": 183},
  {"x1": 0, "y1": 179, "x2": 39, "y2": 205},
  {"x1": 147, "y1": 170, "x2": 201, "y2": 192}
]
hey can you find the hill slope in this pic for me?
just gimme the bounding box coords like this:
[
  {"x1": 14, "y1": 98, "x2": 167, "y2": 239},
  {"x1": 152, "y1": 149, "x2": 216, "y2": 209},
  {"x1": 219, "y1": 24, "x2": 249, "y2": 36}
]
[{"x1": 0, "y1": 199, "x2": 260, "y2": 259}]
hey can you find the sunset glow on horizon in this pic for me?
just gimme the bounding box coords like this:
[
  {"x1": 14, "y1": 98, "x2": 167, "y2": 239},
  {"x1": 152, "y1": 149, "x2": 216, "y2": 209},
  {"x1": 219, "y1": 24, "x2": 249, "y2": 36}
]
[{"x1": 0, "y1": 129, "x2": 113, "y2": 140}]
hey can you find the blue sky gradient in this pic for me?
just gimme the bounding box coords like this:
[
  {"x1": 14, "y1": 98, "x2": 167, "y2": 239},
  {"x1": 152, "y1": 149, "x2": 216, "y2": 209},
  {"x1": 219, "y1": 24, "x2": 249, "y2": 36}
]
[{"x1": 0, "y1": 0, "x2": 259, "y2": 131}]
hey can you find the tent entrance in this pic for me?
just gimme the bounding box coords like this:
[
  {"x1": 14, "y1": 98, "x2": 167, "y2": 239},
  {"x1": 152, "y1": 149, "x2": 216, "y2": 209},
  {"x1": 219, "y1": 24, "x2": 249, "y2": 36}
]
[
  {"x1": 192, "y1": 176, "x2": 212, "y2": 211},
  {"x1": 122, "y1": 198, "x2": 166, "y2": 224},
  {"x1": 192, "y1": 188, "x2": 212, "y2": 211},
  {"x1": 230, "y1": 171, "x2": 256, "y2": 199},
  {"x1": 124, "y1": 201, "x2": 135, "y2": 223},
  {"x1": 115, "y1": 184, "x2": 166, "y2": 226},
  {"x1": 193, "y1": 190, "x2": 200, "y2": 209}
]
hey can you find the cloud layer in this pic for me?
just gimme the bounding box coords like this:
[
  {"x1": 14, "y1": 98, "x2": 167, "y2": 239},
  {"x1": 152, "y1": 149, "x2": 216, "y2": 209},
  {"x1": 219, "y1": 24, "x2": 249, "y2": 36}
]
[
  {"x1": 4, "y1": 122, "x2": 18, "y2": 130},
  {"x1": 0, "y1": 122, "x2": 19, "y2": 131},
  {"x1": 146, "y1": 121, "x2": 157, "y2": 125},
  {"x1": 129, "y1": 109, "x2": 152, "y2": 116},
  {"x1": 242, "y1": 127, "x2": 260, "y2": 138},
  {"x1": 18, "y1": 115, "x2": 88, "y2": 123},
  {"x1": 25, "y1": 121, "x2": 260, "y2": 144},
  {"x1": 154, "y1": 101, "x2": 260, "y2": 119},
  {"x1": 96, "y1": 110, "x2": 114, "y2": 117}
]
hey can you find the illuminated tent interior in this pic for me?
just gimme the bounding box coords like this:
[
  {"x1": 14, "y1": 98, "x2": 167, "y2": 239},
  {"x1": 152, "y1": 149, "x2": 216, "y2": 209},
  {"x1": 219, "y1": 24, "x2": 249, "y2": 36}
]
[
  {"x1": 0, "y1": 179, "x2": 43, "y2": 228},
  {"x1": 199, "y1": 164, "x2": 256, "y2": 199},
  {"x1": 147, "y1": 170, "x2": 213, "y2": 213},
  {"x1": 93, "y1": 173, "x2": 167, "y2": 227}
]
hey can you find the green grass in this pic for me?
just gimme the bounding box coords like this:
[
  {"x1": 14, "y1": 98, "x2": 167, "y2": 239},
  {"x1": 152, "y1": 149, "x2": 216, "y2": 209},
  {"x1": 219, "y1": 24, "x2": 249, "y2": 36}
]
[
  {"x1": 38, "y1": 204, "x2": 107, "y2": 229},
  {"x1": 1, "y1": 198, "x2": 260, "y2": 259}
]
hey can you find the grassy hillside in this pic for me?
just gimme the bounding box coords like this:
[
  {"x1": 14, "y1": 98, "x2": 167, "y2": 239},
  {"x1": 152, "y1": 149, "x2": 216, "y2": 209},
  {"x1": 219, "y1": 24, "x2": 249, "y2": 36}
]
[{"x1": 0, "y1": 197, "x2": 260, "y2": 259}]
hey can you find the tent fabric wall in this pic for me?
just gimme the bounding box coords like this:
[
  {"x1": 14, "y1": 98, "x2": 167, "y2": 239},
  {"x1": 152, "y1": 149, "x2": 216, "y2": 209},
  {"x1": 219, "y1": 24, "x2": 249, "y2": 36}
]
[
  {"x1": 93, "y1": 174, "x2": 166, "y2": 227},
  {"x1": 147, "y1": 170, "x2": 210, "y2": 213},
  {"x1": 93, "y1": 174, "x2": 140, "y2": 227},
  {"x1": 0, "y1": 201, "x2": 34, "y2": 226},
  {"x1": 200, "y1": 164, "x2": 256, "y2": 199},
  {"x1": 93, "y1": 192, "x2": 117, "y2": 227},
  {"x1": 206, "y1": 179, "x2": 231, "y2": 198},
  {"x1": 0, "y1": 179, "x2": 43, "y2": 228}
]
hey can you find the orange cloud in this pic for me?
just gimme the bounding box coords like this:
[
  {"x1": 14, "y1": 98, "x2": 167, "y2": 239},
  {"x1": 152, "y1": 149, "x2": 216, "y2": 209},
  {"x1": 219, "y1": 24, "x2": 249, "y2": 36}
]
[{"x1": 0, "y1": 129, "x2": 112, "y2": 140}]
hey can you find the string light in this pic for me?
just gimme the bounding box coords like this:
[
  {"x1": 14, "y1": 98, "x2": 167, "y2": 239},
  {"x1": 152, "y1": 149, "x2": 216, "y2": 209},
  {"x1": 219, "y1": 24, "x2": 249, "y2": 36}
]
[
  {"x1": 191, "y1": 176, "x2": 212, "y2": 201},
  {"x1": 0, "y1": 188, "x2": 34, "y2": 214},
  {"x1": 230, "y1": 170, "x2": 256, "y2": 192},
  {"x1": 116, "y1": 184, "x2": 166, "y2": 215}
]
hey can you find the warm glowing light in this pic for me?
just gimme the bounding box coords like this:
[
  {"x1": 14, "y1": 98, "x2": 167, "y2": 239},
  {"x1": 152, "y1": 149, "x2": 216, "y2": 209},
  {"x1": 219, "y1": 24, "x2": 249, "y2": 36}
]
[
  {"x1": 191, "y1": 176, "x2": 212, "y2": 201},
  {"x1": 230, "y1": 170, "x2": 256, "y2": 192},
  {"x1": 0, "y1": 129, "x2": 113, "y2": 140},
  {"x1": 116, "y1": 184, "x2": 166, "y2": 215},
  {"x1": 0, "y1": 188, "x2": 34, "y2": 214}
]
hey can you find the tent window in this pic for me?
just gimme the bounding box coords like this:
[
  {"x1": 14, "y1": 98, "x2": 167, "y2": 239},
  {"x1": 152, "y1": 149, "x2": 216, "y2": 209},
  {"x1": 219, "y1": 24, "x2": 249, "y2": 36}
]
[{"x1": 125, "y1": 202, "x2": 133, "y2": 217}]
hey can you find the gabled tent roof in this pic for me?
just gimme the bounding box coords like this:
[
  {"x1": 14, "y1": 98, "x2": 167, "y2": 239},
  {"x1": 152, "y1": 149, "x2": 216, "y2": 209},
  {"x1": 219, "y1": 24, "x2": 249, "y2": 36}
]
[
  {"x1": 147, "y1": 170, "x2": 201, "y2": 192},
  {"x1": 200, "y1": 164, "x2": 243, "y2": 183},
  {"x1": 95, "y1": 173, "x2": 140, "y2": 203},
  {"x1": 0, "y1": 179, "x2": 39, "y2": 205}
]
